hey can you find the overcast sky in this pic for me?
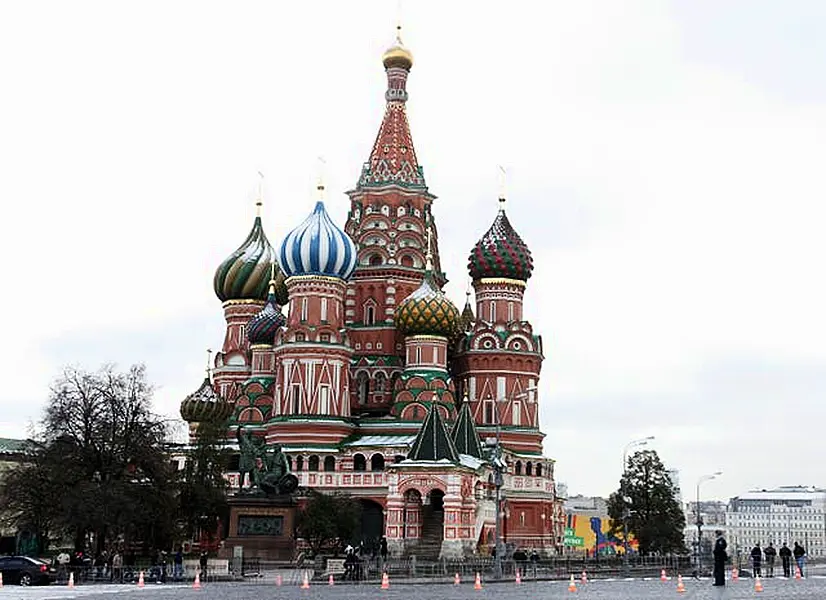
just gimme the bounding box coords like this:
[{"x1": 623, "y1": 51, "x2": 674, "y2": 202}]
[{"x1": 1, "y1": 0, "x2": 825, "y2": 503}]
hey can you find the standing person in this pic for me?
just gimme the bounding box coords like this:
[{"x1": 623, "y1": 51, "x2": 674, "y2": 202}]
[
  {"x1": 712, "y1": 530, "x2": 727, "y2": 587},
  {"x1": 199, "y1": 551, "x2": 208, "y2": 579},
  {"x1": 173, "y1": 548, "x2": 183, "y2": 580},
  {"x1": 779, "y1": 543, "x2": 792, "y2": 578},
  {"x1": 763, "y1": 543, "x2": 776, "y2": 577},
  {"x1": 111, "y1": 551, "x2": 123, "y2": 583},
  {"x1": 529, "y1": 548, "x2": 539, "y2": 577},
  {"x1": 379, "y1": 536, "x2": 388, "y2": 566},
  {"x1": 793, "y1": 542, "x2": 806, "y2": 577},
  {"x1": 750, "y1": 543, "x2": 762, "y2": 577}
]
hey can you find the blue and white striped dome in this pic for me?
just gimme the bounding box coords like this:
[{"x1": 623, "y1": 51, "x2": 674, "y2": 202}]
[{"x1": 279, "y1": 201, "x2": 357, "y2": 280}]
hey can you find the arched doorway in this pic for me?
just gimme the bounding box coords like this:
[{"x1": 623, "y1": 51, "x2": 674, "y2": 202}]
[
  {"x1": 401, "y1": 486, "x2": 445, "y2": 559},
  {"x1": 428, "y1": 489, "x2": 445, "y2": 512},
  {"x1": 358, "y1": 499, "x2": 384, "y2": 551}
]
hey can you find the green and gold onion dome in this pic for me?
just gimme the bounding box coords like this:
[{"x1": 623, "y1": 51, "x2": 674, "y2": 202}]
[
  {"x1": 395, "y1": 270, "x2": 461, "y2": 339},
  {"x1": 213, "y1": 210, "x2": 288, "y2": 305},
  {"x1": 180, "y1": 377, "x2": 233, "y2": 423}
]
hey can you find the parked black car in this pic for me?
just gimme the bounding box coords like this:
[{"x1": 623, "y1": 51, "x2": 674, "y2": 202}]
[{"x1": 0, "y1": 556, "x2": 56, "y2": 585}]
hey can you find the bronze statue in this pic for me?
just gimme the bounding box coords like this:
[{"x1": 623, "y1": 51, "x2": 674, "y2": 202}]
[{"x1": 235, "y1": 427, "x2": 298, "y2": 496}]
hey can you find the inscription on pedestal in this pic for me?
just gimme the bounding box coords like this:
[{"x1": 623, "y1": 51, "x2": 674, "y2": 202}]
[{"x1": 237, "y1": 515, "x2": 284, "y2": 536}]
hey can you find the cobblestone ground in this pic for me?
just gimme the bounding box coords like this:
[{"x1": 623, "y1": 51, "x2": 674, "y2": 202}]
[{"x1": 1, "y1": 577, "x2": 825, "y2": 600}]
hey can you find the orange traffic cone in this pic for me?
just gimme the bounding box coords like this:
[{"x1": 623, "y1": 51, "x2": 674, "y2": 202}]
[
  {"x1": 474, "y1": 572, "x2": 483, "y2": 590},
  {"x1": 568, "y1": 574, "x2": 577, "y2": 592},
  {"x1": 660, "y1": 568, "x2": 668, "y2": 582},
  {"x1": 676, "y1": 574, "x2": 685, "y2": 593},
  {"x1": 329, "y1": 574, "x2": 335, "y2": 586},
  {"x1": 138, "y1": 570, "x2": 145, "y2": 588},
  {"x1": 381, "y1": 572, "x2": 390, "y2": 590},
  {"x1": 301, "y1": 572, "x2": 310, "y2": 589},
  {"x1": 732, "y1": 567, "x2": 739, "y2": 581},
  {"x1": 795, "y1": 566, "x2": 802, "y2": 580},
  {"x1": 581, "y1": 569, "x2": 588, "y2": 584},
  {"x1": 276, "y1": 574, "x2": 282, "y2": 586},
  {"x1": 454, "y1": 572, "x2": 461, "y2": 585},
  {"x1": 68, "y1": 572, "x2": 75, "y2": 588},
  {"x1": 515, "y1": 569, "x2": 522, "y2": 584},
  {"x1": 193, "y1": 571, "x2": 201, "y2": 590},
  {"x1": 754, "y1": 575, "x2": 763, "y2": 592}
]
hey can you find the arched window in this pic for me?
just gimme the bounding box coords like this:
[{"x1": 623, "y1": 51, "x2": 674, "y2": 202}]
[
  {"x1": 400, "y1": 255, "x2": 414, "y2": 267},
  {"x1": 324, "y1": 456, "x2": 336, "y2": 472},
  {"x1": 308, "y1": 455, "x2": 319, "y2": 472},
  {"x1": 371, "y1": 454, "x2": 385, "y2": 471},
  {"x1": 489, "y1": 301, "x2": 496, "y2": 322},
  {"x1": 515, "y1": 461, "x2": 523, "y2": 476},
  {"x1": 296, "y1": 456, "x2": 304, "y2": 471},
  {"x1": 526, "y1": 461, "x2": 533, "y2": 476},
  {"x1": 369, "y1": 254, "x2": 383, "y2": 266},
  {"x1": 286, "y1": 455, "x2": 293, "y2": 471},
  {"x1": 375, "y1": 373, "x2": 386, "y2": 393},
  {"x1": 365, "y1": 303, "x2": 376, "y2": 325},
  {"x1": 536, "y1": 463, "x2": 543, "y2": 477},
  {"x1": 357, "y1": 372, "x2": 369, "y2": 405},
  {"x1": 353, "y1": 454, "x2": 366, "y2": 472}
]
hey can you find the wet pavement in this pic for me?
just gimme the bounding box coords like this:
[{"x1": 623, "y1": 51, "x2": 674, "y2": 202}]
[{"x1": 1, "y1": 576, "x2": 826, "y2": 600}]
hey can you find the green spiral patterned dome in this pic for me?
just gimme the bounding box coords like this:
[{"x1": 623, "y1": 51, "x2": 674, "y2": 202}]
[
  {"x1": 395, "y1": 272, "x2": 461, "y2": 338},
  {"x1": 213, "y1": 214, "x2": 289, "y2": 304},
  {"x1": 180, "y1": 378, "x2": 233, "y2": 423}
]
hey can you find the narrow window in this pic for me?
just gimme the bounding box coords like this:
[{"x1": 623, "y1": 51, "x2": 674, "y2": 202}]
[
  {"x1": 508, "y1": 302, "x2": 514, "y2": 322},
  {"x1": 319, "y1": 386, "x2": 330, "y2": 414},
  {"x1": 513, "y1": 401, "x2": 521, "y2": 426},
  {"x1": 489, "y1": 301, "x2": 496, "y2": 322},
  {"x1": 365, "y1": 304, "x2": 375, "y2": 325},
  {"x1": 433, "y1": 346, "x2": 439, "y2": 364},
  {"x1": 301, "y1": 297, "x2": 308, "y2": 321},
  {"x1": 320, "y1": 298, "x2": 328, "y2": 322},
  {"x1": 291, "y1": 383, "x2": 301, "y2": 414},
  {"x1": 415, "y1": 346, "x2": 422, "y2": 363}
]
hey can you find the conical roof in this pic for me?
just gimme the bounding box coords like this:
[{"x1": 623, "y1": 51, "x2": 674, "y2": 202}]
[
  {"x1": 460, "y1": 292, "x2": 475, "y2": 332},
  {"x1": 407, "y1": 403, "x2": 459, "y2": 463},
  {"x1": 451, "y1": 399, "x2": 484, "y2": 459}
]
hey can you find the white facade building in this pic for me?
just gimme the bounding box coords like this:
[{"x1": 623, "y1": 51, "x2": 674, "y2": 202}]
[{"x1": 726, "y1": 486, "x2": 826, "y2": 558}]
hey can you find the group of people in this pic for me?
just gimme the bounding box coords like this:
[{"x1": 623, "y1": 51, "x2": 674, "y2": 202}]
[
  {"x1": 749, "y1": 541, "x2": 806, "y2": 578},
  {"x1": 713, "y1": 530, "x2": 807, "y2": 587}
]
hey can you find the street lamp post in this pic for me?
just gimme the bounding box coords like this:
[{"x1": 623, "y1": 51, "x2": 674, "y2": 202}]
[
  {"x1": 696, "y1": 471, "x2": 722, "y2": 577},
  {"x1": 621, "y1": 436, "x2": 655, "y2": 576}
]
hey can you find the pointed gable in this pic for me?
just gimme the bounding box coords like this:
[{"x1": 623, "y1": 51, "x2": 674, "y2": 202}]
[
  {"x1": 451, "y1": 400, "x2": 484, "y2": 459},
  {"x1": 407, "y1": 403, "x2": 459, "y2": 463}
]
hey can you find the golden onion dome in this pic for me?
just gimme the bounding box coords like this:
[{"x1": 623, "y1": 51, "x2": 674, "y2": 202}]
[
  {"x1": 382, "y1": 27, "x2": 413, "y2": 70},
  {"x1": 394, "y1": 271, "x2": 461, "y2": 339}
]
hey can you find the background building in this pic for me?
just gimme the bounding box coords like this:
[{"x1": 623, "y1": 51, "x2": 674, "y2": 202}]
[
  {"x1": 563, "y1": 494, "x2": 629, "y2": 556},
  {"x1": 726, "y1": 486, "x2": 826, "y2": 558}
]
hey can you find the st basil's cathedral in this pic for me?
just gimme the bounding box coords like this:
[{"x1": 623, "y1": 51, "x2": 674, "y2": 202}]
[{"x1": 180, "y1": 30, "x2": 564, "y2": 559}]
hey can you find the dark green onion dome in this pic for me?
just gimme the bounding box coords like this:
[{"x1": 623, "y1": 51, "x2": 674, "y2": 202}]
[
  {"x1": 180, "y1": 378, "x2": 232, "y2": 423},
  {"x1": 394, "y1": 270, "x2": 461, "y2": 338},
  {"x1": 246, "y1": 281, "x2": 286, "y2": 345},
  {"x1": 213, "y1": 212, "x2": 289, "y2": 304},
  {"x1": 467, "y1": 200, "x2": 533, "y2": 282}
]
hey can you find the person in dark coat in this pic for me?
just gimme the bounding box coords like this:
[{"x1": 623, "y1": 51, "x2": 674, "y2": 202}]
[
  {"x1": 712, "y1": 530, "x2": 727, "y2": 586},
  {"x1": 763, "y1": 543, "x2": 776, "y2": 577},
  {"x1": 779, "y1": 542, "x2": 792, "y2": 577},
  {"x1": 793, "y1": 542, "x2": 806, "y2": 577},
  {"x1": 750, "y1": 543, "x2": 762, "y2": 577}
]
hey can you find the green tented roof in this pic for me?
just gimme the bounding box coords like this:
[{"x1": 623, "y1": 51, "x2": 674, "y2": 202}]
[
  {"x1": 407, "y1": 404, "x2": 459, "y2": 463},
  {"x1": 451, "y1": 401, "x2": 484, "y2": 459}
]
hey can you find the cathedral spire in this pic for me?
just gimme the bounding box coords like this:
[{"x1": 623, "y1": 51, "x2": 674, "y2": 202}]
[{"x1": 358, "y1": 25, "x2": 425, "y2": 189}]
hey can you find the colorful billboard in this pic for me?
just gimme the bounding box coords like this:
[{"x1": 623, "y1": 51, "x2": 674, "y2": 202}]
[{"x1": 565, "y1": 514, "x2": 638, "y2": 555}]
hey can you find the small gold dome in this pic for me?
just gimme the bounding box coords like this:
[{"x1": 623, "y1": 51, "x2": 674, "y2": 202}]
[
  {"x1": 382, "y1": 44, "x2": 413, "y2": 70},
  {"x1": 382, "y1": 27, "x2": 413, "y2": 70}
]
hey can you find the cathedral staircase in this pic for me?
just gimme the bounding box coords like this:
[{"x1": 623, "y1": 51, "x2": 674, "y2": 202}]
[{"x1": 405, "y1": 506, "x2": 444, "y2": 560}]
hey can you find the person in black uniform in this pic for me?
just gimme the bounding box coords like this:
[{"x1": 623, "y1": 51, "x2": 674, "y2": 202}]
[
  {"x1": 712, "y1": 530, "x2": 727, "y2": 586},
  {"x1": 779, "y1": 542, "x2": 792, "y2": 578},
  {"x1": 750, "y1": 543, "x2": 762, "y2": 577}
]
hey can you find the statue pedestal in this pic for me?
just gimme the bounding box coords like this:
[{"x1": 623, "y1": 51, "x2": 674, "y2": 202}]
[{"x1": 221, "y1": 494, "x2": 297, "y2": 562}]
